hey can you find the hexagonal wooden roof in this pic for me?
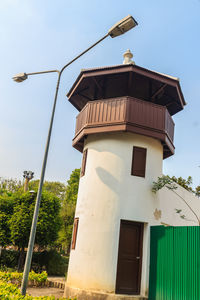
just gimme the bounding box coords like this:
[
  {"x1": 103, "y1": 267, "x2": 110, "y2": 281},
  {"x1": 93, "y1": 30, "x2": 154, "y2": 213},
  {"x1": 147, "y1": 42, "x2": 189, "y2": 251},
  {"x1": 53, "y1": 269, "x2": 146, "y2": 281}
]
[{"x1": 67, "y1": 64, "x2": 186, "y2": 116}]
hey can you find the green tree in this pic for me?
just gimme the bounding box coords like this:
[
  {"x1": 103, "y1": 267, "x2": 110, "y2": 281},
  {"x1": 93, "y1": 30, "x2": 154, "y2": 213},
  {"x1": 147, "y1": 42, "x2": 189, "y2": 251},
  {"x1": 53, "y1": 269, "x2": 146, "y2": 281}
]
[
  {"x1": 171, "y1": 176, "x2": 193, "y2": 192},
  {"x1": 0, "y1": 177, "x2": 66, "y2": 199},
  {"x1": 9, "y1": 191, "x2": 61, "y2": 270},
  {"x1": 0, "y1": 178, "x2": 23, "y2": 195},
  {"x1": 65, "y1": 169, "x2": 81, "y2": 205},
  {"x1": 0, "y1": 194, "x2": 14, "y2": 247},
  {"x1": 35, "y1": 191, "x2": 62, "y2": 247},
  {"x1": 195, "y1": 185, "x2": 200, "y2": 198},
  {"x1": 58, "y1": 168, "x2": 80, "y2": 253},
  {"x1": 29, "y1": 180, "x2": 66, "y2": 201}
]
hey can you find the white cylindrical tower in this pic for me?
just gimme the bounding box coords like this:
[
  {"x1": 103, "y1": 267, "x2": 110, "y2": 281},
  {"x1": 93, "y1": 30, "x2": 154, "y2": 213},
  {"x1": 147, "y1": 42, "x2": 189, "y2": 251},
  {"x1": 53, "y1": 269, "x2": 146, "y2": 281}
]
[
  {"x1": 66, "y1": 132, "x2": 163, "y2": 296},
  {"x1": 65, "y1": 52, "x2": 185, "y2": 299}
]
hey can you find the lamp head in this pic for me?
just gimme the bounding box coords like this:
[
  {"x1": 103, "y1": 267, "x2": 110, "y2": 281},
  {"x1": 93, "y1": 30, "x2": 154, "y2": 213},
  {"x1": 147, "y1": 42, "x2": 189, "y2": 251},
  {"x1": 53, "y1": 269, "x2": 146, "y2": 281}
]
[
  {"x1": 108, "y1": 15, "x2": 138, "y2": 38},
  {"x1": 12, "y1": 73, "x2": 28, "y2": 83},
  {"x1": 23, "y1": 170, "x2": 34, "y2": 180},
  {"x1": 29, "y1": 190, "x2": 36, "y2": 194}
]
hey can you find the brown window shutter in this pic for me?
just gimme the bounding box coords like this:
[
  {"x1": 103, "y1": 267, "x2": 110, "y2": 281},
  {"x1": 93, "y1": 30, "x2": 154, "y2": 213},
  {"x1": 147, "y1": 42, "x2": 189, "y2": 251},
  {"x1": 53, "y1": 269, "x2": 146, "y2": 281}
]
[
  {"x1": 131, "y1": 147, "x2": 147, "y2": 177},
  {"x1": 71, "y1": 218, "x2": 79, "y2": 250},
  {"x1": 81, "y1": 149, "x2": 88, "y2": 177}
]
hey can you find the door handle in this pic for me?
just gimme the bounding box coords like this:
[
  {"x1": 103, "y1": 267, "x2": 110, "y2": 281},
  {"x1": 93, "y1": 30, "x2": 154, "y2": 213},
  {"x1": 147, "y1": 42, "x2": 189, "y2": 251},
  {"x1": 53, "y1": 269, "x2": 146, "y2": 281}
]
[{"x1": 136, "y1": 257, "x2": 140, "y2": 260}]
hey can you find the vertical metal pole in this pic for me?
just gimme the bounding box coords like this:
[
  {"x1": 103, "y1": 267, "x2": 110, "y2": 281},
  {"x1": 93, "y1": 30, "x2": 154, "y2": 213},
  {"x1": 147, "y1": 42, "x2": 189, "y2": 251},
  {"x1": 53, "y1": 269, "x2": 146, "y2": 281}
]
[
  {"x1": 21, "y1": 72, "x2": 61, "y2": 295},
  {"x1": 20, "y1": 33, "x2": 109, "y2": 296},
  {"x1": 24, "y1": 178, "x2": 29, "y2": 192}
]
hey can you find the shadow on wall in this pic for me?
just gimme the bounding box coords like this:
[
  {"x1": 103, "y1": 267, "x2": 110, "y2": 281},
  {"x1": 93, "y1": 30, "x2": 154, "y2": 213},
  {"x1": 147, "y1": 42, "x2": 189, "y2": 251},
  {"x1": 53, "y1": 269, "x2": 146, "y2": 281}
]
[{"x1": 96, "y1": 167, "x2": 120, "y2": 195}]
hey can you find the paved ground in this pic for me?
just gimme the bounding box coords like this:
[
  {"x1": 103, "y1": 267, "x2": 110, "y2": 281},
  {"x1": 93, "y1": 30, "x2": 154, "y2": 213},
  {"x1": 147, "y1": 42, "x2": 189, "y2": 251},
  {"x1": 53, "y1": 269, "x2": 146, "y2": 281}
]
[
  {"x1": 27, "y1": 277, "x2": 66, "y2": 298},
  {"x1": 27, "y1": 287, "x2": 64, "y2": 298}
]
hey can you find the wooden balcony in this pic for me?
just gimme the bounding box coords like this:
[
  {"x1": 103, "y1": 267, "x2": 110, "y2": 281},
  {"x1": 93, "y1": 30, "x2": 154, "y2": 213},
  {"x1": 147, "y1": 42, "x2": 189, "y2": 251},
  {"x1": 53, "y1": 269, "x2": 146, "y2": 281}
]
[{"x1": 73, "y1": 96, "x2": 175, "y2": 159}]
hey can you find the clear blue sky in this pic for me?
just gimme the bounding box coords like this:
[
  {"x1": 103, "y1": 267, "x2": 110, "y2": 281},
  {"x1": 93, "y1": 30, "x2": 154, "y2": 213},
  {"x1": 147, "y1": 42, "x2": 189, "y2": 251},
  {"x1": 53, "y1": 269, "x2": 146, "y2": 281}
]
[{"x1": 0, "y1": 0, "x2": 200, "y2": 186}]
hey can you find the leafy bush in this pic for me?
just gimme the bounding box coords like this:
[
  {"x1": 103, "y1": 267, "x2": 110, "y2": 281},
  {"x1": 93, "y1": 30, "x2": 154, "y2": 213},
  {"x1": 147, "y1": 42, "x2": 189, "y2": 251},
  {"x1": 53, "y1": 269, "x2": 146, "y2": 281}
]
[
  {"x1": 0, "y1": 249, "x2": 19, "y2": 268},
  {"x1": 32, "y1": 250, "x2": 68, "y2": 276},
  {"x1": 44, "y1": 250, "x2": 68, "y2": 276},
  {"x1": 0, "y1": 280, "x2": 26, "y2": 299},
  {"x1": 0, "y1": 250, "x2": 68, "y2": 276},
  {"x1": 29, "y1": 271, "x2": 47, "y2": 284},
  {"x1": 0, "y1": 270, "x2": 47, "y2": 286}
]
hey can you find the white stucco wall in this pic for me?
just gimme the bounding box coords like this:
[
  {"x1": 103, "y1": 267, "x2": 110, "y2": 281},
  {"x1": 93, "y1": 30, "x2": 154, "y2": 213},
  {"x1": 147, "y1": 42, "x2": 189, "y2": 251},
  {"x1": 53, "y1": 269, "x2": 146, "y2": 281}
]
[
  {"x1": 156, "y1": 185, "x2": 200, "y2": 226},
  {"x1": 66, "y1": 131, "x2": 200, "y2": 297}
]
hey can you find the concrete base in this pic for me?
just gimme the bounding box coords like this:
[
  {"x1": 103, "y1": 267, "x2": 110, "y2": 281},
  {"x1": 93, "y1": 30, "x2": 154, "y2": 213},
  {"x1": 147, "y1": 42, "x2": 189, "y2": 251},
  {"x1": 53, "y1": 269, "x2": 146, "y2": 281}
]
[{"x1": 64, "y1": 286, "x2": 148, "y2": 300}]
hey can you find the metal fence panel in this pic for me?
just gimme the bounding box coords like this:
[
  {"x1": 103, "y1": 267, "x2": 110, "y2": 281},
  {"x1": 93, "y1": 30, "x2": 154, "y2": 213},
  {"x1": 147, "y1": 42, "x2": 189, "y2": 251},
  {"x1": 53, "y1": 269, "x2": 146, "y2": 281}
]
[{"x1": 149, "y1": 226, "x2": 200, "y2": 300}]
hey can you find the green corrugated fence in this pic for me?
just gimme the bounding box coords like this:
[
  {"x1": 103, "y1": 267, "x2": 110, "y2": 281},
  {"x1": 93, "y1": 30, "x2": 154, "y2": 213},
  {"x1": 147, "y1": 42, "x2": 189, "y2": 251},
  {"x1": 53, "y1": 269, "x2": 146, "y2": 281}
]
[{"x1": 149, "y1": 226, "x2": 200, "y2": 300}]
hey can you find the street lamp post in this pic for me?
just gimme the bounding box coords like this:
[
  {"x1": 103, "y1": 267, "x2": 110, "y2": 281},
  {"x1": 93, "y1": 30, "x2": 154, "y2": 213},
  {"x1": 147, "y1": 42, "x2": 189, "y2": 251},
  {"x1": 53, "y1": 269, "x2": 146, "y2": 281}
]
[
  {"x1": 23, "y1": 171, "x2": 34, "y2": 192},
  {"x1": 13, "y1": 15, "x2": 138, "y2": 296}
]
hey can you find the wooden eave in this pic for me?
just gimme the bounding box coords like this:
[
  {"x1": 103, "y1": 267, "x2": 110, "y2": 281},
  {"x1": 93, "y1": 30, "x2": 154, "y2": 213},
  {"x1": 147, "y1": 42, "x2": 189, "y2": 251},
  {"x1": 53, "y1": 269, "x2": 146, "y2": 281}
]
[{"x1": 67, "y1": 64, "x2": 186, "y2": 115}]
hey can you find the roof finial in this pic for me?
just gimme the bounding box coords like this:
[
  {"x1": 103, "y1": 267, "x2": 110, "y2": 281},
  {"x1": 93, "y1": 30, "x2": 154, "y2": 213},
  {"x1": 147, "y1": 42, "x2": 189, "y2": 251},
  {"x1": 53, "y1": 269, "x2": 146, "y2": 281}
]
[{"x1": 123, "y1": 49, "x2": 135, "y2": 65}]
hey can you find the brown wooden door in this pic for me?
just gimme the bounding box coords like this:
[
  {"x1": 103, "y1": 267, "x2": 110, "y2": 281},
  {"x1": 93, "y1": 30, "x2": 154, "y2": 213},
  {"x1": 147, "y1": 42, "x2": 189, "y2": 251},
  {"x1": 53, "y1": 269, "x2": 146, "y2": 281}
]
[{"x1": 115, "y1": 220, "x2": 144, "y2": 295}]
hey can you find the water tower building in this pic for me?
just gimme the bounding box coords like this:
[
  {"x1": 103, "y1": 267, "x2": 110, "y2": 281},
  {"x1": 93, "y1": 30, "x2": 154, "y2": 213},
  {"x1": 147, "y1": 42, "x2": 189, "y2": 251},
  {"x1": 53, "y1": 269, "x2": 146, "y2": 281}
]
[{"x1": 64, "y1": 50, "x2": 186, "y2": 300}]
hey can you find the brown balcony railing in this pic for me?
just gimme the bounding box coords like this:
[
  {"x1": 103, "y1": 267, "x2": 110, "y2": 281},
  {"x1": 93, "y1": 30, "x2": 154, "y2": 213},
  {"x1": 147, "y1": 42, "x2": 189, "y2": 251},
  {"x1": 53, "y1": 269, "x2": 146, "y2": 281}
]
[
  {"x1": 165, "y1": 109, "x2": 175, "y2": 142},
  {"x1": 74, "y1": 96, "x2": 174, "y2": 143}
]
